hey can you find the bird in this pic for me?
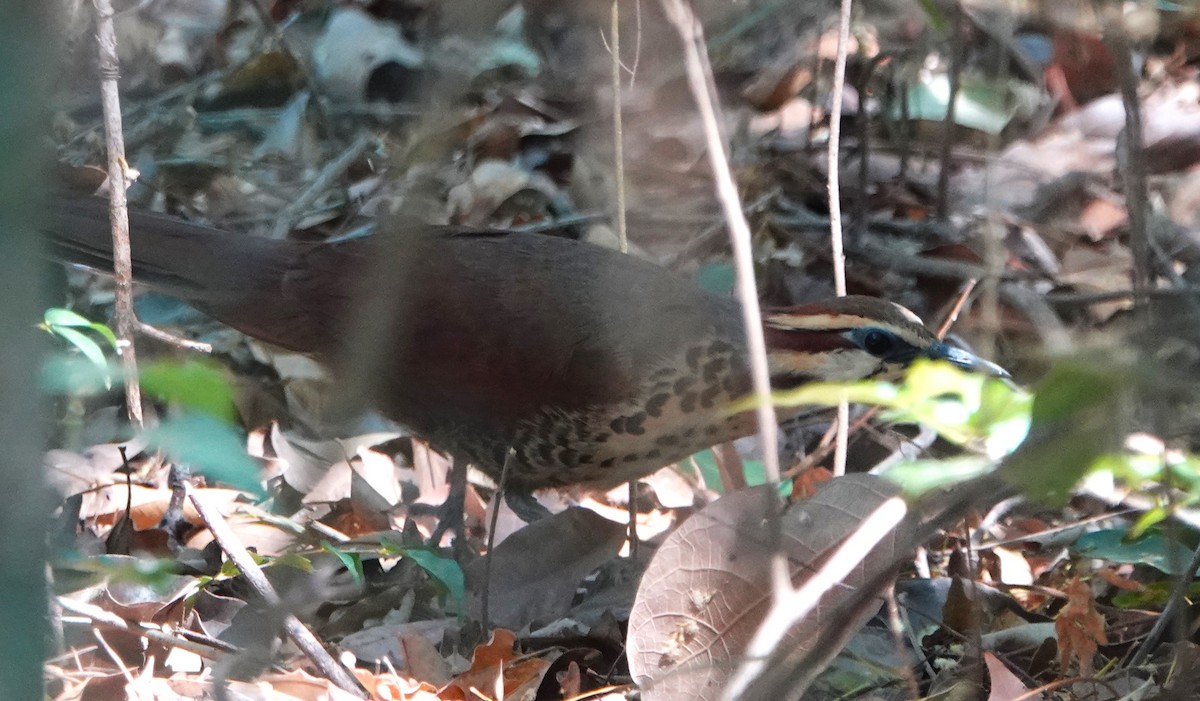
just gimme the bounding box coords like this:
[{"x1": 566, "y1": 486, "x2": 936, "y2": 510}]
[{"x1": 45, "y1": 195, "x2": 1009, "y2": 516}]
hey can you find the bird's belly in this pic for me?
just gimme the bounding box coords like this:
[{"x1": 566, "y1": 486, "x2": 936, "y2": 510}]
[{"x1": 509, "y1": 406, "x2": 758, "y2": 491}]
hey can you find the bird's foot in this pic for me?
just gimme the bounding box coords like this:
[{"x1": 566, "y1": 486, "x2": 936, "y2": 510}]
[
  {"x1": 426, "y1": 459, "x2": 468, "y2": 547},
  {"x1": 503, "y1": 488, "x2": 552, "y2": 523}
]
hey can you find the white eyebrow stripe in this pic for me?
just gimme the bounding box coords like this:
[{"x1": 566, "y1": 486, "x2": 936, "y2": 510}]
[
  {"x1": 765, "y1": 315, "x2": 930, "y2": 348},
  {"x1": 764, "y1": 313, "x2": 872, "y2": 330}
]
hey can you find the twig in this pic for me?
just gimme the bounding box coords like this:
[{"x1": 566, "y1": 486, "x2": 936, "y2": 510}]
[
  {"x1": 657, "y1": 0, "x2": 779, "y2": 484},
  {"x1": 659, "y1": 0, "x2": 786, "y2": 597},
  {"x1": 1045, "y1": 287, "x2": 1200, "y2": 306},
  {"x1": 270, "y1": 134, "x2": 375, "y2": 239},
  {"x1": 884, "y1": 584, "x2": 922, "y2": 699},
  {"x1": 483, "y1": 448, "x2": 517, "y2": 632},
  {"x1": 1102, "y1": 11, "x2": 1151, "y2": 301},
  {"x1": 608, "y1": 0, "x2": 639, "y2": 557},
  {"x1": 827, "y1": 0, "x2": 853, "y2": 476},
  {"x1": 186, "y1": 485, "x2": 368, "y2": 698},
  {"x1": 611, "y1": 2, "x2": 628, "y2": 256},
  {"x1": 57, "y1": 596, "x2": 238, "y2": 660},
  {"x1": 936, "y1": 279, "x2": 978, "y2": 338},
  {"x1": 722, "y1": 497, "x2": 909, "y2": 700},
  {"x1": 136, "y1": 321, "x2": 213, "y2": 353},
  {"x1": 92, "y1": 0, "x2": 143, "y2": 427},
  {"x1": 827, "y1": 2, "x2": 850, "y2": 298},
  {"x1": 936, "y1": 6, "x2": 966, "y2": 220}
]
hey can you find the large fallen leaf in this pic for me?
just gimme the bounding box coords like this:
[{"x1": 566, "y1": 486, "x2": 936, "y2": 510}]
[
  {"x1": 627, "y1": 475, "x2": 914, "y2": 700},
  {"x1": 464, "y1": 507, "x2": 625, "y2": 631}
]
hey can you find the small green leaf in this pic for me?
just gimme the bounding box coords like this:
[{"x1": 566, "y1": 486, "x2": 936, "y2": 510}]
[
  {"x1": 43, "y1": 308, "x2": 119, "y2": 349},
  {"x1": 883, "y1": 456, "x2": 994, "y2": 497},
  {"x1": 1129, "y1": 507, "x2": 1168, "y2": 540},
  {"x1": 47, "y1": 326, "x2": 113, "y2": 389},
  {"x1": 1074, "y1": 529, "x2": 1199, "y2": 576},
  {"x1": 734, "y1": 360, "x2": 1030, "y2": 458},
  {"x1": 142, "y1": 411, "x2": 261, "y2": 494},
  {"x1": 394, "y1": 546, "x2": 464, "y2": 610},
  {"x1": 141, "y1": 359, "x2": 237, "y2": 423},
  {"x1": 40, "y1": 352, "x2": 115, "y2": 395},
  {"x1": 1113, "y1": 580, "x2": 1200, "y2": 609},
  {"x1": 67, "y1": 554, "x2": 183, "y2": 591},
  {"x1": 915, "y1": 0, "x2": 948, "y2": 33},
  {"x1": 1001, "y1": 361, "x2": 1125, "y2": 504},
  {"x1": 694, "y1": 263, "x2": 736, "y2": 296},
  {"x1": 321, "y1": 542, "x2": 365, "y2": 586},
  {"x1": 686, "y1": 450, "x2": 725, "y2": 494}
]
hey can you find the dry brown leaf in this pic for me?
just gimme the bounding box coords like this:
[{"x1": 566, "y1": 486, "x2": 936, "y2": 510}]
[
  {"x1": 84, "y1": 484, "x2": 243, "y2": 530},
  {"x1": 1054, "y1": 575, "x2": 1107, "y2": 676},
  {"x1": 792, "y1": 467, "x2": 833, "y2": 500},
  {"x1": 984, "y1": 651, "x2": 1041, "y2": 701},
  {"x1": 557, "y1": 660, "x2": 582, "y2": 699},
  {"x1": 441, "y1": 629, "x2": 549, "y2": 700},
  {"x1": 1077, "y1": 198, "x2": 1127, "y2": 242},
  {"x1": 628, "y1": 476, "x2": 913, "y2": 700},
  {"x1": 464, "y1": 508, "x2": 625, "y2": 629},
  {"x1": 352, "y1": 669, "x2": 442, "y2": 701},
  {"x1": 1095, "y1": 566, "x2": 1144, "y2": 592}
]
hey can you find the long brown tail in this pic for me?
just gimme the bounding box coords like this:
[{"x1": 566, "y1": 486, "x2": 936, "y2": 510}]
[
  {"x1": 43, "y1": 196, "x2": 340, "y2": 353},
  {"x1": 44, "y1": 196, "x2": 293, "y2": 305}
]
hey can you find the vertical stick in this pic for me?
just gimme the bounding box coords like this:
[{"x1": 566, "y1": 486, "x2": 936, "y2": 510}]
[{"x1": 93, "y1": 0, "x2": 143, "y2": 427}]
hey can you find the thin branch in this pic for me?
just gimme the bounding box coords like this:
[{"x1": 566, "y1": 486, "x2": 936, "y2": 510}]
[
  {"x1": 136, "y1": 321, "x2": 213, "y2": 353},
  {"x1": 936, "y1": 6, "x2": 966, "y2": 220},
  {"x1": 722, "y1": 497, "x2": 909, "y2": 700},
  {"x1": 93, "y1": 0, "x2": 143, "y2": 427},
  {"x1": 611, "y1": 1, "x2": 629, "y2": 255},
  {"x1": 659, "y1": 0, "x2": 786, "y2": 597},
  {"x1": 270, "y1": 134, "x2": 375, "y2": 239},
  {"x1": 609, "y1": 0, "x2": 638, "y2": 555},
  {"x1": 57, "y1": 597, "x2": 238, "y2": 660},
  {"x1": 186, "y1": 486, "x2": 368, "y2": 698},
  {"x1": 827, "y1": 3, "x2": 850, "y2": 299},
  {"x1": 827, "y1": 0, "x2": 854, "y2": 476},
  {"x1": 1103, "y1": 11, "x2": 1152, "y2": 301}
]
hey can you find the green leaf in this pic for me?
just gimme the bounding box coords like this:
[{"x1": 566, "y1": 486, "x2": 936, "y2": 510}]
[
  {"x1": 321, "y1": 542, "x2": 364, "y2": 586},
  {"x1": 1129, "y1": 507, "x2": 1168, "y2": 540},
  {"x1": 883, "y1": 456, "x2": 994, "y2": 497},
  {"x1": 40, "y1": 352, "x2": 115, "y2": 395},
  {"x1": 915, "y1": 0, "x2": 948, "y2": 33},
  {"x1": 271, "y1": 553, "x2": 314, "y2": 572},
  {"x1": 64, "y1": 554, "x2": 184, "y2": 591},
  {"x1": 47, "y1": 326, "x2": 114, "y2": 389},
  {"x1": 43, "y1": 308, "x2": 119, "y2": 349},
  {"x1": 694, "y1": 263, "x2": 736, "y2": 297},
  {"x1": 1001, "y1": 361, "x2": 1125, "y2": 505},
  {"x1": 142, "y1": 411, "x2": 261, "y2": 494},
  {"x1": 1074, "y1": 529, "x2": 1199, "y2": 576},
  {"x1": 735, "y1": 359, "x2": 1030, "y2": 458},
  {"x1": 1113, "y1": 580, "x2": 1200, "y2": 609},
  {"x1": 894, "y1": 74, "x2": 1034, "y2": 134},
  {"x1": 686, "y1": 450, "x2": 725, "y2": 494},
  {"x1": 141, "y1": 359, "x2": 237, "y2": 423},
  {"x1": 42, "y1": 308, "x2": 120, "y2": 390},
  {"x1": 394, "y1": 546, "x2": 464, "y2": 611}
]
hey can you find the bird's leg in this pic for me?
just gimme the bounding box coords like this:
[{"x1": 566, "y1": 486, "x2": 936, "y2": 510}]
[
  {"x1": 159, "y1": 462, "x2": 192, "y2": 552},
  {"x1": 482, "y1": 448, "x2": 517, "y2": 630},
  {"x1": 502, "y1": 488, "x2": 552, "y2": 522},
  {"x1": 427, "y1": 457, "x2": 468, "y2": 547},
  {"x1": 627, "y1": 481, "x2": 639, "y2": 559}
]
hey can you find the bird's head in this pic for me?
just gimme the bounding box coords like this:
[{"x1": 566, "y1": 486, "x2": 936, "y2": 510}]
[{"x1": 762, "y1": 296, "x2": 1010, "y2": 386}]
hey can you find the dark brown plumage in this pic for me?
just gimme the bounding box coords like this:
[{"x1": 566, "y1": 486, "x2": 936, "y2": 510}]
[{"x1": 46, "y1": 196, "x2": 1007, "y2": 495}]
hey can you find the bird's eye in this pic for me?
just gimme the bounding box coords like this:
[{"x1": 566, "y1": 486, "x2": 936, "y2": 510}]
[{"x1": 860, "y1": 329, "x2": 896, "y2": 357}]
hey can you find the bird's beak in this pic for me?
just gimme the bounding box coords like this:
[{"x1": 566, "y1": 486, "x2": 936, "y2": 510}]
[{"x1": 927, "y1": 341, "x2": 1012, "y2": 380}]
